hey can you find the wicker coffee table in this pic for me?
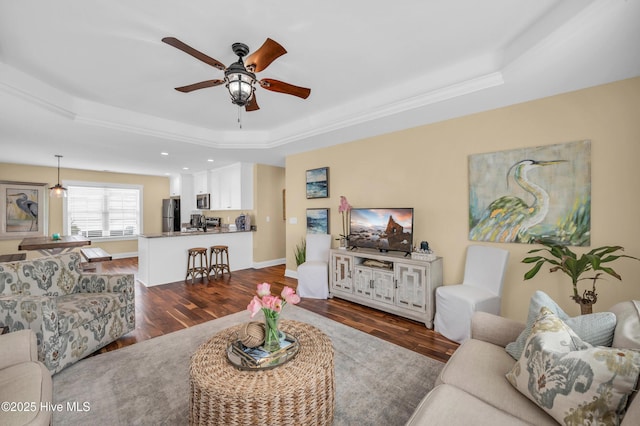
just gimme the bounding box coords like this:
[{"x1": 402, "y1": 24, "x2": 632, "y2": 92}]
[{"x1": 189, "y1": 320, "x2": 335, "y2": 425}]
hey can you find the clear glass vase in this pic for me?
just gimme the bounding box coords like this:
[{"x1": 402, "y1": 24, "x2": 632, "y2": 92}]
[
  {"x1": 263, "y1": 311, "x2": 281, "y2": 352},
  {"x1": 339, "y1": 237, "x2": 347, "y2": 250}
]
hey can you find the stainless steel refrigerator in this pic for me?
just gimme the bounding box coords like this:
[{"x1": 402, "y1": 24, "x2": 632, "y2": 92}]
[{"x1": 162, "y1": 198, "x2": 181, "y2": 232}]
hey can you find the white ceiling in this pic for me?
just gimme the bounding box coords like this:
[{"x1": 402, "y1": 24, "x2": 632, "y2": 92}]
[{"x1": 0, "y1": 0, "x2": 638, "y2": 177}]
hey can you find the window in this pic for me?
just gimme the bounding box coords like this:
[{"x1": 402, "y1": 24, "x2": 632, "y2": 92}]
[{"x1": 64, "y1": 181, "x2": 142, "y2": 240}]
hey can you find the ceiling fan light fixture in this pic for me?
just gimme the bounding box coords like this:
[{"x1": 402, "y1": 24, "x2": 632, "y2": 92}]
[
  {"x1": 49, "y1": 154, "x2": 68, "y2": 198},
  {"x1": 163, "y1": 37, "x2": 309, "y2": 113},
  {"x1": 225, "y1": 62, "x2": 256, "y2": 107}
]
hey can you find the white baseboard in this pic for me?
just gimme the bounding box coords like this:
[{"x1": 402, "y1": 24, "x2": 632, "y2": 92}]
[
  {"x1": 252, "y1": 258, "x2": 286, "y2": 269},
  {"x1": 284, "y1": 269, "x2": 298, "y2": 279},
  {"x1": 109, "y1": 252, "x2": 287, "y2": 272},
  {"x1": 111, "y1": 251, "x2": 137, "y2": 259}
]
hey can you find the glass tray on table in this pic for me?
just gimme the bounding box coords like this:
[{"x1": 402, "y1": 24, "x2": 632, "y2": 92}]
[{"x1": 226, "y1": 332, "x2": 300, "y2": 371}]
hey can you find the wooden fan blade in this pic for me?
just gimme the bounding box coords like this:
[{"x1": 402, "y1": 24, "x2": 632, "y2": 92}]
[
  {"x1": 162, "y1": 37, "x2": 226, "y2": 71},
  {"x1": 245, "y1": 38, "x2": 287, "y2": 73},
  {"x1": 260, "y1": 78, "x2": 311, "y2": 99},
  {"x1": 245, "y1": 94, "x2": 260, "y2": 112},
  {"x1": 175, "y1": 80, "x2": 225, "y2": 93}
]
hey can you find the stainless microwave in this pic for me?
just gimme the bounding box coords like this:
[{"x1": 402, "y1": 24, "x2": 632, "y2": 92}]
[{"x1": 196, "y1": 193, "x2": 210, "y2": 210}]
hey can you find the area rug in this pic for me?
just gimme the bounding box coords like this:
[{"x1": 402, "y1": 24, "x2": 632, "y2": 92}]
[{"x1": 52, "y1": 305, "x2": 444, "y2": 425}]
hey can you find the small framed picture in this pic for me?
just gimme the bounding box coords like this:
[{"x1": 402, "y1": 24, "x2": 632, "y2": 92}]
[
  {"x1": 0, "y1": 181, "x2": 48, "y2": 240},
  {"x1": 306, "y1": 167, "x2": 329, "y2": 199},
  {"x1": 306, "y1": 208, "x2": 329, "y2": 234}
]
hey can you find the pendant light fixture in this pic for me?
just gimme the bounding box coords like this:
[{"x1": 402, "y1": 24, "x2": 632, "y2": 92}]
[{"x1": 49, "y1": 154, "x2": 67, "y2": 198}]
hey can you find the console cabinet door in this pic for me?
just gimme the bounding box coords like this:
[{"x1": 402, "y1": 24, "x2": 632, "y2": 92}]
[
  {"x1": 395, "y1": 263, "x2": 427, "y2": 312},
  {"x1": 331, "y1": 253, "x2": 353, "y2": 292},
  {"x1": 354, "y1": 266, "x2": 373, "y2": 297},
  {"x1": 371, "y1": 269, "x2": 395, "y2": 304}
]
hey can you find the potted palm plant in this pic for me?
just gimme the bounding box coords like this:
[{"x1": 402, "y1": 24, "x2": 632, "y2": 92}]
[
  {"x1": 522, "y1": 241, "x2": 639, "y2": 314},
  {"x1": 294, "y1": 238, "x2": 306, "y2": 266}
]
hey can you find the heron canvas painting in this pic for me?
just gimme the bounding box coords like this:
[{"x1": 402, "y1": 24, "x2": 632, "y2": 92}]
[
  {"x1": 469, "y1": 140, "x2": 591, "y2": 246},
  {"x1": 0, "y1": 182, "x2": 48, "y2": 239}
]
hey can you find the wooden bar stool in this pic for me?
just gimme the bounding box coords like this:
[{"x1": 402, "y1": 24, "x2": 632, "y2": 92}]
[
  {"x1": 208, "y1": 245, "x2": 231, "y2": 279},
  {"x1": 186, "y1": 247, "x2": 209, "y2": 284}
]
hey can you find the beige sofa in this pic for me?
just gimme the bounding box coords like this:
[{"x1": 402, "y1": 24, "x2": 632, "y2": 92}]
[
  {"x1": 407, "y1": 301, "x2": 640, "y2": 425},
  {"x1": 0, "y1": 329, "x2": 52, "y2": 426}
]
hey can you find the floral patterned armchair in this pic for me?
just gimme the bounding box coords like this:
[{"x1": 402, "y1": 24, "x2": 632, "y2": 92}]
[{"x1": 0, "y1": 252, "x2": 135, "y2": 374}]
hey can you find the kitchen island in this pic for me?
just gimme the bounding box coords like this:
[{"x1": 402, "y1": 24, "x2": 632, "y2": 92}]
[{"x1": 138, "y1": 229, "x2": 253, "y2": 286}]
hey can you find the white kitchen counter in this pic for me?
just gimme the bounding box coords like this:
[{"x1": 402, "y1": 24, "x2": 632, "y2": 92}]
[{"x1": 137, "y1": 230, "x2": 253, "y2": 286}]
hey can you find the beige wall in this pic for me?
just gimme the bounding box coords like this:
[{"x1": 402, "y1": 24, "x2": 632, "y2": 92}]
[
  {"x1": 0, "y1": 163, "x2": 169, "y2": 259},
  {"x1": 253, "y1": 164, "x2": 286, "y2": 263},
  {"x1": 285, "y1": 77, "x2": 640, "y2": 322},
  {"x1": 196, "y1": 164, "x2": 287, "y2": 264}
]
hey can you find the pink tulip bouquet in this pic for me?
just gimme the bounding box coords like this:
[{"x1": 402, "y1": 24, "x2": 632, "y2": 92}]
[{"x1": 247, "y1": 282, "x2": 300, "y2": 351}]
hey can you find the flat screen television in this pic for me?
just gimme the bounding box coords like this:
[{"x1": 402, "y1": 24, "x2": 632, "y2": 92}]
[{"x1": 349, "y1": 208, "x2": 414, "y2": 253}]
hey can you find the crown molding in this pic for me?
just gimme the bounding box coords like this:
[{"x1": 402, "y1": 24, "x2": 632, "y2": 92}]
[
  {"x1": 2, "y1": 58, "x2": 504, "y2": 152},
  {"x1": 266, "y1": 71, "x2": 504, "y2": 148},
  {"x1": 0, "y1": 63, "x2": 76, "y2": 120}
]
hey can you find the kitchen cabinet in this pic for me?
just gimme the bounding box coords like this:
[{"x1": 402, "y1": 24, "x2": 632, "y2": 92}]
[
  {"x1": 329, "y1": 248, "x2": 443, "y2": 328},
  {"x1": 219, "y1": 164, "x2": 241, "y2": 209},
  {"x1": 180, "y1": 163, "x2": 254, "y2": 212},
  {"x1": 180, "y1": 173, "x2": 194, "y2": 221},
  {"x1": 208, "y1": 163, "x2": 253, "y2": 210},
  {"x1": 208, "y1": 171, "x2": 221, "y2": 209},
  {"x1": 169, "y1": 174, "x2": 181, "y2": 197},
  {"x1": 194, "y1": 171, "x2": 209, "y2": 194}
]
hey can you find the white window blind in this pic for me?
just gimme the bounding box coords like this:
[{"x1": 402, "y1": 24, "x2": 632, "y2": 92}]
[{"x1": 65, "y1": 183, "x2": 142, "y2": 239}]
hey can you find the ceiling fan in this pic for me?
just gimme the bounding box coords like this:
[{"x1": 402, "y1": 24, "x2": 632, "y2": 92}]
[{"x1": 161, "y1": 37, "x2": 311, "y2": 112}]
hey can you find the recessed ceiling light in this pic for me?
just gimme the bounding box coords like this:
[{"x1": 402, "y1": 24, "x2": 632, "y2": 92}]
[
  {"x1": 207, "y1": 159, "x2": 214, "y2": 162},
  {"x1": 160, "y1": 152, "x2": 169, "y2": 156},
  {"x1": 182, "y1": 167, "x2": 189, "y2": 170}
]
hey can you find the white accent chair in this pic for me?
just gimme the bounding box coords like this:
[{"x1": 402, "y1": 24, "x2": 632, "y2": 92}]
[
  {"x1": 296, "y1": 234, "x2": 332, "y2": 299},
  {"x1": 434, "y1": 245, "x2": 509, "y2": 344},
  {"x1": 0, "y1": 330, "x2": 52, "y2": 426}
]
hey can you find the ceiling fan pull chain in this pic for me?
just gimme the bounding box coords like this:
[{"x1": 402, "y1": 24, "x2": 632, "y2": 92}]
[{"x1": 238, "y1": 106, "x2": 242, "y2": 129}]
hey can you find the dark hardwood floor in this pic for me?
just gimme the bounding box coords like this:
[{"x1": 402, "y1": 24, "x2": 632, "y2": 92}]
[{"x1": 98, "y1": 258, "x2": 459, "y2": 363}]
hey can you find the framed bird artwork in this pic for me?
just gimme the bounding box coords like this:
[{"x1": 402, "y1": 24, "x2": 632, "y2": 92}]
[
  {"x1": 0, "y1": 181, "x2": 48, "y2": 240},
  {"x1": 468, "y1": 140, "x2": 591, "y2": 246}
]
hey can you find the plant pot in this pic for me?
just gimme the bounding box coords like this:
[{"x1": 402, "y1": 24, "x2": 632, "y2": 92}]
[
  {"x1": 339, "y1": 237, "x2": 347, "y2": 250},
  {"x1": 579, "y1": 301, "x2": 594, "y2": 315}
]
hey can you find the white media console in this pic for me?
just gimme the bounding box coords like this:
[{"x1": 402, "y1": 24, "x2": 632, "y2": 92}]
[{"x1": 329, "y1": 248, "x2": 443, "y2": 328}]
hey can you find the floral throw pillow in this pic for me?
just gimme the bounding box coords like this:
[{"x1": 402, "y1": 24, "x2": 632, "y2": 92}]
[
  {"x1": 506, "y1": 307, "x2": 640, "y2": 425},
  {"x1": 505, "y1": 290, "x2": 616, "y2": 360}
]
